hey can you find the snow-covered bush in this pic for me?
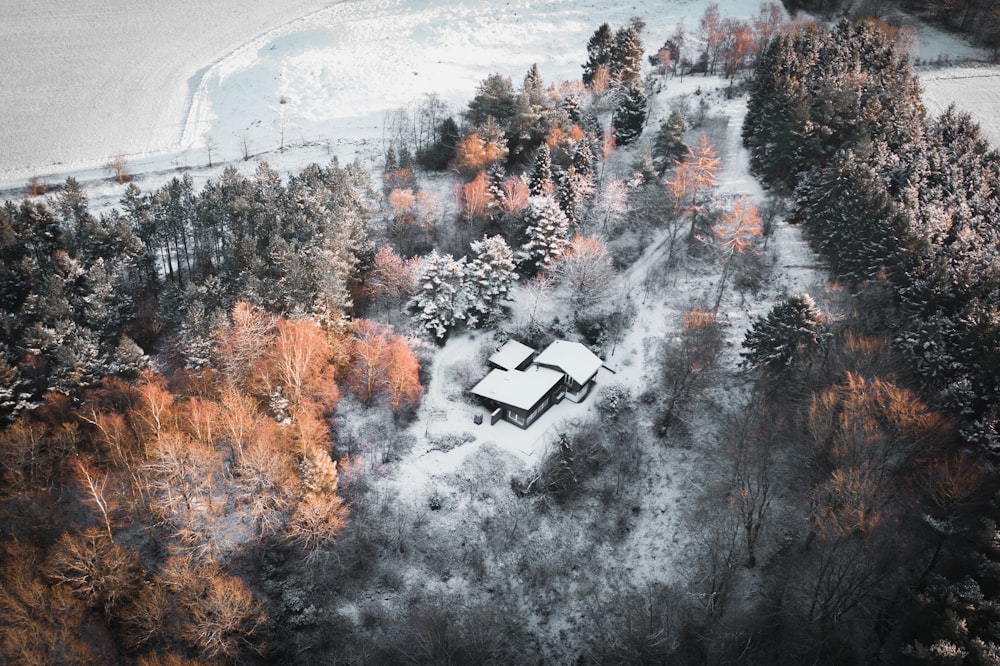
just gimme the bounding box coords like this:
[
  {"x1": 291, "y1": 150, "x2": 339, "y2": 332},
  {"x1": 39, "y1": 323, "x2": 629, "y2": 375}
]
[{"x1": 596, "y1": 383, "x2": 633, "y2": 418}]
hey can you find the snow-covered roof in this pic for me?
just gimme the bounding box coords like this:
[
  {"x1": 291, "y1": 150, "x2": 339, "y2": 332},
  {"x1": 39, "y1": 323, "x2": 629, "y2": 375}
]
[
  {"x1": 488, "y1": 340, "x2": 536, "y2": 371},
  {"x1": 533, "y1": 340, "x2": 604, "y2": 387},
  {"x1": 470, "y1": 366, "x2": 564, "y2": 411}
]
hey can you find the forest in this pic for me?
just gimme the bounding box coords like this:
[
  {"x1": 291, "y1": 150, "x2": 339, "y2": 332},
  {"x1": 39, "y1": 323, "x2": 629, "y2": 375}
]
[{"x1": 1, "y1": 1, "x2": 1000, "y2": 664}]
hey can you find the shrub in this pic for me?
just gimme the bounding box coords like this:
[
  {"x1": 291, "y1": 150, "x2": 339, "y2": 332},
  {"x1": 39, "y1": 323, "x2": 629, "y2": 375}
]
[
  {"x1": 520, "y1": 422, "x2": 613, "y2": 503},
  {"x1": 27, "y1": 176, "x2": 46, "y2": 196},
  {"x1": 596, "y1": 383, "x2": 633, "y2": 418}
]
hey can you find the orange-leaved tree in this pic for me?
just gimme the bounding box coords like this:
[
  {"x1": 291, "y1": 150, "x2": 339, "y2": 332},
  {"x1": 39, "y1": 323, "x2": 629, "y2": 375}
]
[
  {"x1": 347, "y1": 319, "x2": 424, "y2": 415},
  {"x1": 712, "y1": 193, "x2": 762, "y2": 311},
  {"x1": 348, "y1": 320, "x2": 394, "y2": 408},
  {"x1": 667, "y1": 133, "x2": 721, "y2": 237},
  {"x1": 386, "y1": 336, "x2": 424, "y2": 416}
]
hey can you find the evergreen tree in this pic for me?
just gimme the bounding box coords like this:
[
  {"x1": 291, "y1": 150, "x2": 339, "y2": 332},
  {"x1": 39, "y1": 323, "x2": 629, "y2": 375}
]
[
  {"x1": 741, "y1": 293, "x2": 823, "y2": 371},
  {"x1": 612, "y1": 83, "x2": 648, "y2": 146},
  {"x1": 409, "y1": 251, "x2": 469, "y2": 340},
  {"x1": 464, "y1": 235, "x2": 516, "y2": 328},
  {"x1": 611, "y1": 23, "x2": 645, "y2": 86},
  {"x1": 522, "y1": 195, "x2": 572, "y2": 271},
  {"x1": 557, "y1": 166, "x2": 584, "y2": 227},
  {"x1": 582, "y1": 23, "x2": 615, "y2": 87},
  {"x1": 487, "y1": 163, "x2": 508, "y2": 216},
  {"x1": 466, "y1": 73, "x2": 518, "y2": 128},
  {"x1": 742, "y1": 26, "x2": 816, "y2": 186},
  {"x1": 559, "y1": 91, "x2": 582, "y2": 123},
  {"x1": 572, "y1": 138, "x2": 596, "y2": 175},
  {"x1": 529, "y1": 144, "x2": 554, "y2": 196},
  {"x1": 511, "y1": 64, "x2": 556, "y2": 165},
  {"x1": 652, "y1": 109, "x2": 688, "y2": 172},
  {"x1": 793, "y1": 147, "x2": 908, "y2": 283},
  {"x1": 384, "y1": 145, "x2": 398, "y2": 173}
]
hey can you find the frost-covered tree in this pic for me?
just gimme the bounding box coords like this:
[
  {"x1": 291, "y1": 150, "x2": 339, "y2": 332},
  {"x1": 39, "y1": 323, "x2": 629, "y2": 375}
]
[
  {"x1": 652, "y1": 109, "x2": 687, "y2": 172},
  {"x1": 611, "y1": 23, "x2": 645, "y2": 86},
  {"x1": 571, "y1": 137, "x2": 596, "y2": 176},
  {"x1": 743, "y1": 20, "x2": 923, "y2": 189},
  {"x1": 557, "y1": 165, "x2": 587, "y2": 227},
  {"x1": 794, "y1": 147, "x2": 908, "y2": 283},
  {"x1": 409, "y1": 251, "x2": 469, "y2": 340},
  {"x1": 611, "y1": 82, "x2": 648, "y2": 147},
  {"x1": 552, "y1": 234, "x2": 615, "y2": 312},
  {"x1": 0, "y1": 191, "x2": 144, "y2": 419},
  {"x1": 528, "y1": 144, "x2": 554, "y2": 197},
  {"x1": 741, "y1": 293, "x2": 823, "y2": 372},
  {"x1": 464, "y1": 235, "x2": 516, "y2": 328},
  {"x1": 522, "y1": 195, "x2": 572, "y2": 272}
]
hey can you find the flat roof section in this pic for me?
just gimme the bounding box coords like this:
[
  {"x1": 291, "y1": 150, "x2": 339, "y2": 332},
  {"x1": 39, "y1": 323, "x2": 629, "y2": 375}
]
[
  {"x1": 470, "y1": 366, "x2": 564, "y2": 411},
  {"x1": 488, "y1": 340, "x2": 536, "y2": 371}
]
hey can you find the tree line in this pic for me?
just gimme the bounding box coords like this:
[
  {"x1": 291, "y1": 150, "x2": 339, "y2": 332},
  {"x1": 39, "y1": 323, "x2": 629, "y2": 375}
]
[{"x1": 741, "y1": 16, "x2": 1000, "y2": 662}]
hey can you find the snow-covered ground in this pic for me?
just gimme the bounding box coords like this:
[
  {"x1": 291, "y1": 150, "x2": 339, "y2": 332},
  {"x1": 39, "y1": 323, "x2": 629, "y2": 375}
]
[
  {"x1": 5, "y1": 0, "x2": 995, "y2": 649},
  {"x1": 0, "y1": 0, "x2": 767, "y2": 190},
  {"x1": 382, "y1": 70, "x2": 832, "y2": 587},
  {"x1": 1, "y1": 0, "x2": 749, "y2": 200},
  {"x1": 0, "y1": 0, "x2": 335, "y2": 183},
  {"x1": 920, "y1": 66, "x2": 1000, "y2": 147},
  {"x1": 4, "y1": 0, "x2": 993, "y2": 193}
]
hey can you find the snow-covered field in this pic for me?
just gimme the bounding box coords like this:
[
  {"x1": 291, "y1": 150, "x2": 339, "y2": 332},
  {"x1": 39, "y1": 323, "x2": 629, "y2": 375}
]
[
  {"x1": 0, "y1": 0, "x2": 334, "y2": 183},
  {"x1": 3, "y1": 0, "x2": 994, "y2": 193},
  {"x1": 920, "y1": 66, "x2": 1000, "y2": 146}
]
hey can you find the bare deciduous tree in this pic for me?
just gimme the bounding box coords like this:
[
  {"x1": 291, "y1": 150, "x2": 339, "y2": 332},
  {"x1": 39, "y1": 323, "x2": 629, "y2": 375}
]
[{"x1": 43, "y1": 528, "x2": 143, "y2": 619}]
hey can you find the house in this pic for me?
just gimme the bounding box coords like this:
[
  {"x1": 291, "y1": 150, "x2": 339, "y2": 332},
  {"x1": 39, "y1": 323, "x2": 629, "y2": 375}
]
[
  {"x1": 470, "y1": 365, "x2": 565, "y2": 428},
  {"x1": 533, "y1": 340, "x2": 604, "y2": 402},
  {"x1": 470, "y1": 339, "x2": 604, "y2": 428}
]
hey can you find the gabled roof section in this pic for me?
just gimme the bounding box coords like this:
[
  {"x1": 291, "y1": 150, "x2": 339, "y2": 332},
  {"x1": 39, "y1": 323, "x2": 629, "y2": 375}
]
[
  {"x1": 489, "y1": 340, "x2": 536, "y2": 371},
  {"x1": 534, "y1": 340, "x2": 604, "y2": 386},
  {"x1": 470, "y1": 366, "x2": 564, "y2": 411}
]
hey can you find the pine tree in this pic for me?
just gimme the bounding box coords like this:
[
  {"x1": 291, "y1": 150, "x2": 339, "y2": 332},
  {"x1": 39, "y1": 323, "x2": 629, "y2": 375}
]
[
  {"x1": 487, "y1": 163, "x2": 508, "y2": 213},
  {"x1": 742, "y1": 25, "x2": 821, "y2": 186},
  {"x1": 741, "y1": 293, "x2": 823, "y2": 371},
  {"x1": 409, "y1": 251, "x2": 469, "y2": 340},
  {"x1": 384, "y1": 145, "x2": 398, "y2": 173},
  {"x1": 572, "y1": 138, "x2": 596, "y2": 175},
  {"x1": 465, "y1": 235, "x2": 516, "y2": 328},
  {"x1": 793, "y1": 147, "x2": 908, "y2": 283},
  {"x1": 559, "y1": 91, "x2": 582, "y2": 123},
  {"x1": 582, "y1": 23, "x2": 615, "y2": 87},
  {"x1": 466, "y1": 73, "x2": 517, "y2": 128},
  {"x1": 611, "y1": 23, "x2": 645, "y2": 86},
  {"x1": 612, "y1": 83, "x2": 647, "y2": 147},
  {"x1": 652, "y1": 109, "x2": 687, "y2": 172},
  {"x1": 522, "y1": 195, "x2": 572, "y2": 271},
  {"x1": 557, "y1": 166, "x2": 583, "y2": 227},
  {"x1": 529, "y1": 144, "x2": 553, "y2": 196}
]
